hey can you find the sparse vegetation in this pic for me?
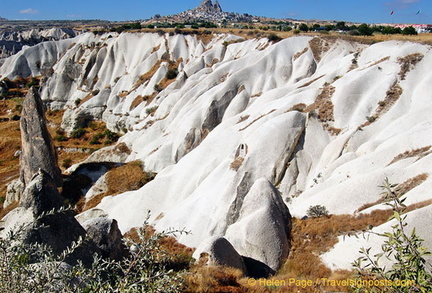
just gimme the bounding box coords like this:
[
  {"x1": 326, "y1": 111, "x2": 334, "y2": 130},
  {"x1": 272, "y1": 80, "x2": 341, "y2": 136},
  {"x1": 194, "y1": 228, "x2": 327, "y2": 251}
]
[
  {"x1": 309, "y1": 37, "x2": 333, "y2": 62},
  {"x1": 0, "y1": 217, "x2": 190, "y2": 292},
  {"x1": 397, "y1": 53, "x2": 424, "y2": 80},
  {"x1": 70, "y1": 127, "x2": 87, "y2": 139},
  {"x1": 352, "y1": 179, "x2": 432, "y2": 292},
  {"x1": 389, "y1": 146, "x2": 432, "y2": 165},
  {"x1": 83, "y1": 161, "x2": 156, "y2": 211},
  {"x1": 230, "y1": 157, "x2": 244, "y2": 171},
  {"x1": 61, "y1": 158, "x2": 73, "y2": 169},
  {"x1": 146, "y1": 106, "x2": 158, "y2": 116},
  {"x1": 306, "y1": 205, "x2": 329, "y2": 218},
  {"x1": 166, "y1": 68, "x2": 179, "y2": 79},
  {"x1": 267, "y1": 33, "x2": 282, "y2": 43},
  {"x1": 357, "y1": 174, "x2": 429, "y2": 212},
  {"x1": 361, "y1": 82, "x2": 403, "y2": 127}
]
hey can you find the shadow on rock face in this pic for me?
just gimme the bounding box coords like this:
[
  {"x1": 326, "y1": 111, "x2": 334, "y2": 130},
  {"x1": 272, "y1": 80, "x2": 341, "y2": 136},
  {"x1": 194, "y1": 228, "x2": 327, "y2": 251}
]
[{"x1": 242, "y1": 256, "x2": 275, "y2": 279}]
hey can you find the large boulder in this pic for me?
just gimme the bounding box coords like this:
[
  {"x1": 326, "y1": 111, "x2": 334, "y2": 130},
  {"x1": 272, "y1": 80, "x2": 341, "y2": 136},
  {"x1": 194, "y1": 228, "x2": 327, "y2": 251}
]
[
  {"x1": 19, "y1": 87, "x2": 62, "y2": 187},
  {"x1": 82, "y1": 217, "x2": 127, "y2": 261},
  {"x1": 20, "y1": 169, "x2": 65, "y2": 216},
  {"x1": 192, "y1": 236, "x2": 247, "y2": 274},
  {"x1": 0, "y1": 170, "x2": 99, "y2": 266},
  {"x1": 225, "y1": 178, "x2": 292, "y2": 272}
]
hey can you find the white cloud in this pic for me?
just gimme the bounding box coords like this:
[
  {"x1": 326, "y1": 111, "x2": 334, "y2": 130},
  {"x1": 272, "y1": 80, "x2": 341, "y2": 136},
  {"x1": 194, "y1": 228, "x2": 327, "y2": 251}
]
[
  {"x1": 386, "y1": 0, "x2": 420, "y2": 8},
  {"x1": 19, "y1": 8, "x2": 39, "y2": 14}
]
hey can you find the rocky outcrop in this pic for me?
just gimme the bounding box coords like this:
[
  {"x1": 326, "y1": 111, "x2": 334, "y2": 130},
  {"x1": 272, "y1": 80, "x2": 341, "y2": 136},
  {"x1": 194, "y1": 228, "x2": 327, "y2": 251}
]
[
  {"x1": 225, "y1": 178, "x2": 291, "y2": 272},
  {"x1": 193, "y1": 236, "x2": 247, "y2": 274},
  {"x1": 20, "y1": 169, "x2": 65, "y2": 216},
  {"x1": 11, "y1": 170, "x2": 98, "y2": 265},
  {"x1": 20, "y1": 87, "x2": 62, "y2": 187},
  {"x1": 0, "y1": 28, "x2": 76, "y2": 60},
  {"x1": 198, "y1": 0, "x2": 222, "y2": 13},
  {"x1": 213, "y1": 1, "x2": 222, "y2": 12},
  {"x1": 82, "y1": 217, "x2": 127, "y2": 261},
  {"x1": 5, "y1": 32, "x2": 432, "y2": 273}
]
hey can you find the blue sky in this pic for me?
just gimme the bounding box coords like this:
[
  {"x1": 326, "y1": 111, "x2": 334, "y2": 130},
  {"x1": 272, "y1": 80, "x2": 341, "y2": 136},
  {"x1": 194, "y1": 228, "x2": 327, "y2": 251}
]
[{"x1": 1, "y1": 0, "x2": 430, "y2": 24}]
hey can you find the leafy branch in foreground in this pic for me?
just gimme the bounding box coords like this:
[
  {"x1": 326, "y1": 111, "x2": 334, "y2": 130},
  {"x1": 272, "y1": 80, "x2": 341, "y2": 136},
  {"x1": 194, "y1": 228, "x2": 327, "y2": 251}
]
[
  {"x1": 0, "y1": 214, "x2": 190, "y2": 293},
  {"x1": 352, "y1": 178, "x2": 432, "y2": 293}
]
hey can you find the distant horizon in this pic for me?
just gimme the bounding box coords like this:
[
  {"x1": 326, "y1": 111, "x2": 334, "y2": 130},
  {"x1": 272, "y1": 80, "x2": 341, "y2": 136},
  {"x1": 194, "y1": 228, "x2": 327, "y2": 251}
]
[{"x1": 1, "y1": 0, "x2": 430, "y2": 25}]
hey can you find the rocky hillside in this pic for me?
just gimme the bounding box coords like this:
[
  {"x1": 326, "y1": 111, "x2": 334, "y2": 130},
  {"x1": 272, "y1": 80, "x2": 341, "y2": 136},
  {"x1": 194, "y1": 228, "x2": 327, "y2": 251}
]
[
  {"x1": 1, "y1": 31, "x2": 432, "y2": 272},
  {"x1": 153, "y1": 0, "x2": 259, "y2": 23},
  {"x1": 0, "y1": 28, "x2": 76, "y2": 62}
]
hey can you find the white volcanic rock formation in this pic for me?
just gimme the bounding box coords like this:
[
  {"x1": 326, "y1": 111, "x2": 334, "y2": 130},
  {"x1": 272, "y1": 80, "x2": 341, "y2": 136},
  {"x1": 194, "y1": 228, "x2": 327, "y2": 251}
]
[
  {"x1": 0, "y1": 28, "x2": 76, "y2": 61},
  {"x1": 2, "y1": 32, "x2": 432, "y2": 270}
]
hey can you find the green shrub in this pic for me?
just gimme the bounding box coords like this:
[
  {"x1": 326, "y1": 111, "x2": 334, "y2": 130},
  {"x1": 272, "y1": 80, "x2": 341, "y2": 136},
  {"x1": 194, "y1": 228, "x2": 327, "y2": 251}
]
[
  {"x1": 299, "y1": 23, "x2": 309, "y2": 32},
  {"x1": 306, "y1": 205, "x2": 329, "y2": 218},
  {"x1": 0, "y1": 216, "x2": 189, "y2": 292},
  {"x1": 26, "y1": 77, "x2": 39, "y2": 88},
  {"x1": 70, "y1": 128, "x2": 87, "y2": 139},
  {"x1": 154, "y1": 84, "x2": 162, "y2": 92},
  {"x1": 14, "y1": 104, "x2": 23, "y2": 113},
  {"x1": 267, "y1": 33, "x2": 282, "y2": 43},
  {"x1": 146, "y1": 106, "x2": 158, "y2": 116},
  {"x1": 104, "y1": 129, "x2": 119, "y2": 142},
  {"x1": 166, "y1": 68, "x2": 178, "y2": 80},
  {"x1": 358, "y1": 23, "x2": 373, "y2": 36},
  {"x1": 352, "y1": 178, "x2": 432, "y2": 292},
  {"x1": 55, "y1": 135, "x2": 68, "y2": 142},
  {"x1": 62, "y1": 158, "x2": 72, "y2": 169},
  {"x1": 90, "y1": 136, "x2": 102, "y2": 145},
  {"x1": 402, "y1": 26, "x2": 418, "y2": 35}
]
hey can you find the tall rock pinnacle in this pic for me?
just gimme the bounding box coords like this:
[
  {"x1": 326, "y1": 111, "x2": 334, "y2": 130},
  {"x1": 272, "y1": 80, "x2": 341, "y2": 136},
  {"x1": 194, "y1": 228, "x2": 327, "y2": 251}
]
[
  {"x1": 20, "y1": 87, "x2": 62, "y2": 187},
  {"x1": 198, "y1": 0, "x2": 222, "y2": 13},
  {"x1": 213, "y1": 0, "x2": 222, "y2": 12}
]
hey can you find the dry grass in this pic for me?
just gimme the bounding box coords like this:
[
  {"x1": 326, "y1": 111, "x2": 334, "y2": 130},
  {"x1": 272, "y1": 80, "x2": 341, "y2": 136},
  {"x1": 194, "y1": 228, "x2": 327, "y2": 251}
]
[
  {"x1": 135, "y1": 28, "x2": 432, "y2": 45},
  {"x1": 397, "y1": 53, "x2": 424, "y2": 80},
  {"x1": 239, "y1": 109, "x2": 276, "y2": 131},
  {"x1": 184, "y1": 210, "x2": 395, "y2": 293},
  {"x1": 308, "y1": 37, "x2": 333, "y2": 63},
  {"x1": 130, "y1": 95, "x2": 143, "y2": 111},
  {"x1": 274, "y1": 210, "x2": 393, "y2": 292},
  {"x1": 367, "y1": 56, "x2": 390, "y2": 68},
  {"x1": 297, "y1": 74, "x2": 325, "y2": 88},
  {"x1": 389, "y1": 146, "x2": 432, "y2": 165},
  {"x1": 305, "y1": 84, "x2": 335, "y2": 123},
  {"x1": 125, "y1": 225, "x2": 194, "y2": 257},
  {"x1": 303, "y1": 84, "x2": 340, "y2": 135},
  {"x1": 186, "y1": 262, "x2": 246, "y2": 293},
  {"x1": 130, "y1": 60, "x2": 163, "y2": 93},
  {"x1": 0, "y1": 120, "x2": 22, "y2": 212},
  {"x1": 361, "y1": 82, "x2": 403, "y2": 127},
  {"x1": 397, "y1": 173, "x2": 429, "y2": 195},
  {"x1": 286, "y1": 103, "x2": 307, "y2": 112},
  {"x1": 82, "y1": 161, "x2": 156, "y2": 211},
  {"x1": 357, "y1": 174, "x2": 429, "y2": 212},
  {"x1": 404, "y1": 198, "x2": 432, "y2": 213},
  {"x1": 293, "y1": 47, "x2": 309, "y2": 60},
  {"x1": 236, "y1": 115, "x2": 250, "y2": 124},
  {"x1": 76, "y1": 91, "x2": 95, "y2": 107},
  {"x1": 230, "y1": 157, "x2": 245, "y2": 171}
]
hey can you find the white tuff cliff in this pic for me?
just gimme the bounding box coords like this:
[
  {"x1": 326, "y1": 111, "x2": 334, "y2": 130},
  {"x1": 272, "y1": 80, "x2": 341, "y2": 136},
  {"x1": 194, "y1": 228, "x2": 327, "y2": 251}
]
[{"x1": 2, "y1": 32, "x2": 432, "y2": 270}]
